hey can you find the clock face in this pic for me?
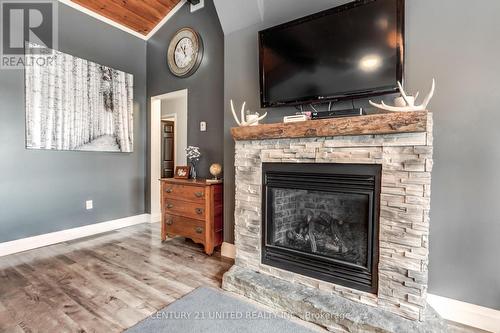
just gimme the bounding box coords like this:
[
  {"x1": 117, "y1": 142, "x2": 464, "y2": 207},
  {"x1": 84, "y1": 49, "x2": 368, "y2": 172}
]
[
  {"x1": 174, "y1": 38, "x2": 194, "y2": 69},
  {"x1": 167, "y1": 28, "x2": 204, "y2": 77}
]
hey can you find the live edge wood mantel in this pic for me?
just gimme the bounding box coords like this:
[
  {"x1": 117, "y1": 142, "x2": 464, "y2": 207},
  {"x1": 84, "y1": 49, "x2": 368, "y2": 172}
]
[{"x1": 231, "y1": 111, "x2": 428, "y2": 141}]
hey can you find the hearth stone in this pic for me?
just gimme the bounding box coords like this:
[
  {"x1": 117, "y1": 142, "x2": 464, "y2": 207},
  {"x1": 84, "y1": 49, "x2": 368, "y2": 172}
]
[{"x1": 223, "y1": 266, "x2": 448, "y2": 333}]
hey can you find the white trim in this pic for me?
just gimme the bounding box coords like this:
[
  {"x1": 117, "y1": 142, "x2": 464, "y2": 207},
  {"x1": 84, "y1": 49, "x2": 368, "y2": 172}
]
[
  {"x1": 221, "y1": 242, "x2": 236, "y2": 259},
  {"x1": 151, "y1": 89, "x2": 188, "y2": 219},
  {"x1": 152, "y1": 89, "x2": 189, "y2": 101},
  {"x1": 146, "y1": 0, "x2": 187, "y2": 40},
  {"x1": 58, "y1": 0, "x2": 187, "y2": 41},
  {"x1": 150, "y1": 213, "x2": 162, "y2": 223},
  {"x1": 427, "y1": 293, "x2": 500, "y2": 332},
  {"x1": 151, "y1": 98, "x2": 163, "y2": 219},
  {"x1": 0, "y1": 214, "x2": 153, "y2": 257}
]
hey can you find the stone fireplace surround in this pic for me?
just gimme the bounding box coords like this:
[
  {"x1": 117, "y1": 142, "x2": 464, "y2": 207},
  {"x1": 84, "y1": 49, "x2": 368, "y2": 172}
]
[{"x1": 222, "y1": 112, "x2": 447, "y2": 332}]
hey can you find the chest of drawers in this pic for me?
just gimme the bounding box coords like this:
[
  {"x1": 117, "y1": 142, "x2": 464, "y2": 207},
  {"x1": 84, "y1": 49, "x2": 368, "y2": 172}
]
[{"x1": 160, "y1": 179, "x2": 223, "y2": 255}]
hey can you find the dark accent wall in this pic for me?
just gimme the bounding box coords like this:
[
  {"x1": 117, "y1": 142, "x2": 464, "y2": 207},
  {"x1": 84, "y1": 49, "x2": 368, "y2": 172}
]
[
  {"x1": 146, "y1": 0, "x2": 224, "y2": 210},
  {"x1": 0, "y1": 2, "x2": 147, "y2": 243},
  {"x1": 223, "y1": 0, "x2": 500, "y2": 310}
]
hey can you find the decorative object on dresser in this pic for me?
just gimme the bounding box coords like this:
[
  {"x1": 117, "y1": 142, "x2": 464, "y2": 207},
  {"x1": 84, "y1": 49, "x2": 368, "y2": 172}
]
[
  {"x1": 369, "y1": 79, "x2": 436, "y2": 112},
  {"x1": 209, "y1": 163, "x2": 222, "y2": 180},
  {"x1": 174, "y1": 166, "x2": 190, "y2": 179},
  {"x1": 160, "y1": 178, "x2": 223, "y2": 255},
  {"x1": 186, "y1": 146, "x2": 201, "y2": 179},
  {"x1": 230, "y1": 100, "x2": 267, "y2": 126},
  {"x1": 167, "y1": 27, "x2": 204, "y2": 78}
]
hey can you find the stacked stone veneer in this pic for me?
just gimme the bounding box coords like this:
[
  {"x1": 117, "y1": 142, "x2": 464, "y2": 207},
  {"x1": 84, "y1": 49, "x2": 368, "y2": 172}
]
[{"x1": 226, "y1": 115, "x2": 433, "y2": 321}]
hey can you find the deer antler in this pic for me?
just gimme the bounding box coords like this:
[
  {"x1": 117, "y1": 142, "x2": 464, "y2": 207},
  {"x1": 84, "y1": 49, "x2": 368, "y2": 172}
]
[
  {"x1": 230, "y1": 100, "x2": 241, "y2": 126},
  {"x1": 369, "y1": 79, "x2": 436, "y2": 112},
  {"x1": 420, "y1": 79, "x2": 435, "y2": 109},
  {"x1": 397, "y1": 81, "x2": 417, "y2": 107},
  {"x1": 229, "y1": 100, "x2": 268, "y2": 126}
]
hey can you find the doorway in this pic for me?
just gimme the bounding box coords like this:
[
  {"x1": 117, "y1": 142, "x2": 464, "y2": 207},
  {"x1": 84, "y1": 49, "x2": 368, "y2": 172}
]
[
  {"x1": 151, "y1": 89, "x2": 188, "y2": 222},
  {"x1": 161, "y1": 120, "x2": 175, "y2": 178}
]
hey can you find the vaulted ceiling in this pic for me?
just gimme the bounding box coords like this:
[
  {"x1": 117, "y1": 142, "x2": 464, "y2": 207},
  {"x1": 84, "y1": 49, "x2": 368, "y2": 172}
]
[
  {"x1": 71, "y1": 0, "x2": 183, "y2": 35},
  {"x1": 213, "y1": 0, "x2": 350, "y2": 35}
]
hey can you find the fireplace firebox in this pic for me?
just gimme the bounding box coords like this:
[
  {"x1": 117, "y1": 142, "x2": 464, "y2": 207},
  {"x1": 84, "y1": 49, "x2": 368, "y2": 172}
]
[{"x1": 262, "y1": 163, "x2": 381, "y2": 293}]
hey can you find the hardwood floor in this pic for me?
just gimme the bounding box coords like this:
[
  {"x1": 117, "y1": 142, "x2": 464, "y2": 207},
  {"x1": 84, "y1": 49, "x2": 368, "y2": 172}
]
[
  {"x1": 0, "y1": 223, "x2": 232, "y2": 333},
  {"x1": 0, "y1": 222, "x2": 487, "y2": 333}
]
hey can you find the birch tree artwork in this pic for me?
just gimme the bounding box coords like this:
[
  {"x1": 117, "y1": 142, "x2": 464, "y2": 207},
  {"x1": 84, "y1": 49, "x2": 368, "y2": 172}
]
[{"x1": 25, "y1": 44, "x2": 134, "y2": 152}]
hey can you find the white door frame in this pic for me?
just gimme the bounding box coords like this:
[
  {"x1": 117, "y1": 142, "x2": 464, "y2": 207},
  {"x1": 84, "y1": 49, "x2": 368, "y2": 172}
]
[{"x1": 150, "y1": 89, "x2": 188, "y2": 222}]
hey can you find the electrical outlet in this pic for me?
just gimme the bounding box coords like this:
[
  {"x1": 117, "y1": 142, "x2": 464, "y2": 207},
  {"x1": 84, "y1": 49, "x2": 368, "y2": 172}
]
[
  {"x1": 200, "y1": 121, "x2": 207, "y2": 132},
  {"x1": 86, "y1": 200, "x2": 93, "y2": 210}
]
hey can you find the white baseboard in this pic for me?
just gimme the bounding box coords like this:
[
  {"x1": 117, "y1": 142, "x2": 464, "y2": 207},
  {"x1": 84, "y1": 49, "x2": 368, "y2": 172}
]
[
  {"x1": 221, "y1": 242, "x2": 236, "y2": 259},
  {"x1": 150, "y1": 213, "x2": 162, "y2": 223},
  {"x1": 0, "y1": 213, "x2": 153, "y2": 258},
  {"x1": 427, "y1": 293, "x2": 499, "y2": 332}
]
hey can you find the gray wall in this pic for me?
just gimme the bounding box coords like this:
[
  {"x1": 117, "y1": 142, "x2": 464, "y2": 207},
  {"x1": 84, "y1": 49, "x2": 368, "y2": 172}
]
[
  {"x1": 223, "y1": 0, "x2": 500, "y2": 309},
  {"x1": 147, "y1": 0, "x2": 224, "y2": 210},
  {"x1": 0, "y1": 2, "x2": 147, "y2": 243}
]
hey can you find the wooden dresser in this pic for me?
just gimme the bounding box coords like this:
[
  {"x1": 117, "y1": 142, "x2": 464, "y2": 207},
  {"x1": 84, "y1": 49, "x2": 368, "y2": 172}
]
[{"x1": 160, "y1": 179, "x2": 223, "y2": 255}]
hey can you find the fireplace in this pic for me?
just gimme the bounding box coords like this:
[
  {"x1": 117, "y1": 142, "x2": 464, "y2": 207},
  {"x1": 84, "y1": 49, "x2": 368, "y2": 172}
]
[
  {"x1": 262, "y1": 163, "x2": 381, "y2": 293},
  {"x1": 225, "y1": 113, "x2": 434, "y2": 324}
]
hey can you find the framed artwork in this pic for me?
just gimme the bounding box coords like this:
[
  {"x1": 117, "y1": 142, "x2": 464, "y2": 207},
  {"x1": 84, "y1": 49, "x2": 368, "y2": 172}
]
[
  {"x1": 174, "y1": 166, "x2": 190, "y2": 179},
  {"x1": 25, "y1": 43, "x2": 134, "y2": 152}
]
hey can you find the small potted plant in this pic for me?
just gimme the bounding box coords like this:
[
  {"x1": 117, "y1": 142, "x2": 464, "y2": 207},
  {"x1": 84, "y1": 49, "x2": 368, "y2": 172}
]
[{"x1": 186, "y1": 146, "x2": 201, "y2": 179}]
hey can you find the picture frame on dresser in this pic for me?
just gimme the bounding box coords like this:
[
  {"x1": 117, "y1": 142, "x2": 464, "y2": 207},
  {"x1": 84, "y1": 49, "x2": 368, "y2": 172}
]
[{"x1": 174, "y1": 166, "x2": 190, "y2": 179}]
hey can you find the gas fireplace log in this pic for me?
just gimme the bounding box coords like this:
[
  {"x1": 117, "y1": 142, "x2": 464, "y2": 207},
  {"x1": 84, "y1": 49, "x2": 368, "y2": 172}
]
[{"x1": 309, "y1": 222, "x2": 317, "y2": 253}]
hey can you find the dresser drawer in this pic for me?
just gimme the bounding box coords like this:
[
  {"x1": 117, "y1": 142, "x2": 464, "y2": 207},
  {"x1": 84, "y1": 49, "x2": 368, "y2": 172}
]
[
  {"x1": 163, "y1": 183, "x2": 205, "y2": 203},
  {"x1": 163, "y1": 198, "x2": 205, "y2": 221},
  {"x1": 164, "y1": 214, "x2": 205, "y2": 242}
]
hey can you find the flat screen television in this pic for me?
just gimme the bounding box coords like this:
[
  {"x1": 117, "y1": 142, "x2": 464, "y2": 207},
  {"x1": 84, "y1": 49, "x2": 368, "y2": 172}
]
[{"x1": 259, "y1": 0, "x2": 405, "y2": 108}]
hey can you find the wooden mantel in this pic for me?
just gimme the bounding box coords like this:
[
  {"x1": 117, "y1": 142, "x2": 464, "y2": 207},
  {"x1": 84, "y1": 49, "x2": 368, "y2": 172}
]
[{"x1": 231, "y1": 111, "x2": 428, "y2": 141}]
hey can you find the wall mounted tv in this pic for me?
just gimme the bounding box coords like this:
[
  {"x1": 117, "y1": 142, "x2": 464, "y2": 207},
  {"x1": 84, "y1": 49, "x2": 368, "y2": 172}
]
[{"x1": 259, "y1": 0, "x2": 405, "y2": 108}]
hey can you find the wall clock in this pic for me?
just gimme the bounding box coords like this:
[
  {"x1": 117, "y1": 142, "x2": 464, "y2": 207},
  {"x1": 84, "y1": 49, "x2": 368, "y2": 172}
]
[{"x1": 167, "y1": 27, "x2": 204, "y2": 78}]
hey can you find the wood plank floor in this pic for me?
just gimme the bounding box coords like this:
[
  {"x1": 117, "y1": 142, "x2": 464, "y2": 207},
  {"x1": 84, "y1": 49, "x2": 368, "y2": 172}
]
[
  {"x1": 0, "y1": 222, "x2": 487, "y2": 333},
  {"x1": 0, "y1": 222, "x2": 233, "y2": 333}
]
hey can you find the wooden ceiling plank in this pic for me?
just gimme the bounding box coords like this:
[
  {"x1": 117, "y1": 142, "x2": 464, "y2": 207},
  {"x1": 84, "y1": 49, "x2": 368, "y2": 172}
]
[
  {"x1": 142, "y1": 0, "x2": 171, "y2": 11},
  {"x1": 70, "y1": 0, "x2": 183, "y2": 36},
  {"x1": 106, "y1": 0, "x2": 166, "y2": 23},
  {"x1": 156, "y1": 0, "x2": 182, "y2": 11},
  {"x1": 71, "y1": 0, "x2": 156, "y2": 34}
]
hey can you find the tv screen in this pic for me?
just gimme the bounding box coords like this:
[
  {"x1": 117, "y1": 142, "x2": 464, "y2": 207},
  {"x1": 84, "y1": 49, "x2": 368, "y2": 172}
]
[{"x1": 259, "y1": 0, "x2": 404, "y2": 108}]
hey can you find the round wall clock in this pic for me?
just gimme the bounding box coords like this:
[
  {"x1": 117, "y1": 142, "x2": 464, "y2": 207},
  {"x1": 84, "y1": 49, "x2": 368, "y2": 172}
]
[{"x1": 167, "y1": 27, "x2": 204, "y2": 78}]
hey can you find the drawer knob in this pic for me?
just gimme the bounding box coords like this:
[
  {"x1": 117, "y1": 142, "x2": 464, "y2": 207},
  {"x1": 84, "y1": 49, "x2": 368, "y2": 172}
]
[
  {"x1": 165, "y1": 187, "x2": 173, "y2": 193},
  {"x1": 195, "y1": 208, "x2": 204, "y2": 215},
  {"x1": 195, "y1": 227, "x2": 203, "y2": 234},
  {"x1": 167, "y1": 203, "x2": 174, "y2": 209},
  {"x1": 194, "y1": 192, "x2": 204, "y2": 198},
  {"x1": 166, "y1": 218, "x2": 173, "y2": 225}
]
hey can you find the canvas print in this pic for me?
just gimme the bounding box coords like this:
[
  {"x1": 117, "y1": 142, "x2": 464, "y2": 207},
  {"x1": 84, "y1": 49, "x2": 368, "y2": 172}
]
[{"x1": 25, "y1": 44, "x2": 134, "y2": 152}]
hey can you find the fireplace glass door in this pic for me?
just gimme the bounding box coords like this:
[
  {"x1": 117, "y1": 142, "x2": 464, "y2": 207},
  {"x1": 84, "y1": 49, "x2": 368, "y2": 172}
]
[
  {"x1": 269, "y1": 188, "x2": 370, "y2": 267},
  {"x1": 262, "y1": 163, "x2": 381, "y2": 293}
]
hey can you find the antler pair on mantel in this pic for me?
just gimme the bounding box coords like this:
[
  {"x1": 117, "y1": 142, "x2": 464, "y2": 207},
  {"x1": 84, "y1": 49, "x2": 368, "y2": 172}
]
[
  {"x1": 230, "y1": 100, "x2": 267, "y2": 126},
  {"x1": 369, "y1": 79, "x2": 436, "y2": 112}
]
